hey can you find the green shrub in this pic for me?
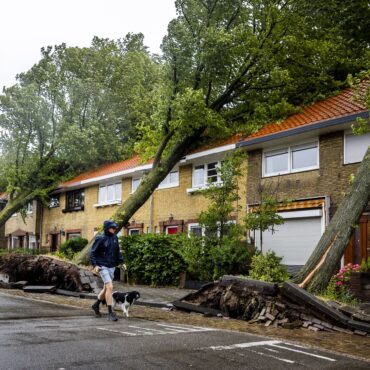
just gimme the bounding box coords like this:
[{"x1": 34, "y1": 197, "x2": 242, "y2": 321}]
[
  {"x1": 179, "y1": 236, "x2": 254, "y2": 281},
  {"x1": 249, "y1": 250, "x2": 289, "y2": 283},
  {"x1": 0, "y1": 248, "x2": 34, "y2": 257},
  {"x1": 120, "y1": 234, "x2": 187, "y2": 286},
  {"x1": 59, "y1": 237, "x2": 88, "y2": 260},
  {"x1": 323, "y1": 276, "x2": 357, "y2": 305}
]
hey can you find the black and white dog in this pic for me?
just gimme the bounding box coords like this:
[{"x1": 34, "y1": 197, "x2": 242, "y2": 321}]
[{"x1": 112, "y1": 291, "x2": 140, "y2": 318}]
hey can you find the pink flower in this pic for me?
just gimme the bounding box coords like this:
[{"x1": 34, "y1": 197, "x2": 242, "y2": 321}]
[{"x1": 336, "y1": 281, "x2": 343, "y2": 286}]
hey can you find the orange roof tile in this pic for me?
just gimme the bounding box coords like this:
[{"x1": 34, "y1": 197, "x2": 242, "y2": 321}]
[
  {"x1": 246, "y1": 83, "x2": 368, "y2": 141},
  {"x1": 61, "y1": 83, "x2": 368, "y2": 187},
  {"x1": 61, "y1": 155, "x2": 151, "y2": 187}
]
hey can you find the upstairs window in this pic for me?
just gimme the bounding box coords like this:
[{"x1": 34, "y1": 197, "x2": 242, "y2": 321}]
[
  {"x1": 49, "y1": 195, "x2": 60, "y2": 208},
  {"x1": 344, "y1": 132, "x2": 370, "y2": 164},
  {"x1": 158, "y1": 170, "x2": 179, "y2": 189},
  {"x1": 192, "y1": 162, "x2": 222, "y2": 188},
  {"x1": 263, "y1": 141, "x2": 319, "y2": 177},
  {"x1": 65, "y1": 189, "x2": 85, "y2": 211},
  {"x1": 98, "y1": 182, "x2": 121, "y2": 204},
  {"x1": 132, "y1": 178, "x2": 141, "y2": 193}
]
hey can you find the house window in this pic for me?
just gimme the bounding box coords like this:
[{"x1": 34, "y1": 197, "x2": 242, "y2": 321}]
[
  {"x1": 65, "y1": 189, "x2": 85, "y2": 211},
  {"x1": 263, "y1": 141, "x2": 319, "y2": 177},
  {"x1": 166, "y1": 226, "x2": 178, "y2": 234},
  {"x1": 192, "y1": 162, "x2": 222, "y2": 188},
  {"x1": 28, "y1": 235, "x2": 36, "y2": 249},
  {"x1": 98, "y1": 182, "x2": 121, "y2": 204},
  {"x1": 188, "y1": 223, "x2": 203, "y2": 237},
  {"x1": 49, "y1": 195, "x2": 60, "y2": 208},
  {"x1": 132, "y1": 178, "x2": 141, "y2": 193},
  {"x1": 129, "y1": 229, "x2": 140, "y2": 236},
  {"x1": 158, "y1": 170, "x2": 179, "y2": 189},
  {"x1": 67, "y1": 232, "x2": 81, "y2": 240},
  {"x1": 344, "y1": 132, "x2": 370, "y2": 164}
]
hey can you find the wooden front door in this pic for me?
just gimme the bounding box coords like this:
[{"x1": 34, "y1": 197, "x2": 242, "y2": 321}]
[
  {"x1": 50, "y1": 234, "x2": 59, "y2": 253},
  {"x1": 344, "y1": 215, "x2": 369, "y2": 265}
]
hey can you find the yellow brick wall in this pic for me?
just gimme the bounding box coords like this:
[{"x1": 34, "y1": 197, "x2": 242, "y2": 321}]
[
  {"x1": 41, "y1": 156, "x2": 248, "y2": 249},
  {"x1": 5, "y1": 200, "x2": 38, "y2": 236}
]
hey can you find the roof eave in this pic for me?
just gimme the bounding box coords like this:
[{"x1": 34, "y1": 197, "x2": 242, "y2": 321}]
[{"x1": 236, "y1": 111, "x2": 369, "y2": 149}]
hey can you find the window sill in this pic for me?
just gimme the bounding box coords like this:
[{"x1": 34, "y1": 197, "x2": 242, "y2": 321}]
[
  {"x1": 93, "y1": 201, "x2": 121, "y2": 208},
  {"x1": 62, "y1": 206, "x2": 84, "y2": 213},
  {"x1": 187, "y1": 182, "x2": 223, "y2": 194},
  {"x1": 157, "y1": 183, "x2": 179, "y2": 190},
  {"x1": 263, "y1": 167, "x2": 319, "y2": 178}
]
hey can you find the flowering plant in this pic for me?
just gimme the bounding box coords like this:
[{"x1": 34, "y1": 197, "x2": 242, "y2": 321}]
[
  {"x1": 334, "y1": 263, "x2": 361, "y2": 287},
  {"x1": 324, "y1": 263, "x2": 359, "y2": 304}
]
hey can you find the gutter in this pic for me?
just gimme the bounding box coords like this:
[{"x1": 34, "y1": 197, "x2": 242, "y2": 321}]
[{"x1": 236, "y1": 111, "x2": 369, "y2": 148}]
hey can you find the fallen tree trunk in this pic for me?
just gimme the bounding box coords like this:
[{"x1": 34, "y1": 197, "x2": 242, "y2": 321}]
[
  {"x1": 294, "y1": 146, "x2": 370, "y2": 292},
  {"x1": 180, "y1": 277, "x2": 370, "y2": 334},
  {"x1": 0, "y1": 254, "x2": 100, "y2": 292}
]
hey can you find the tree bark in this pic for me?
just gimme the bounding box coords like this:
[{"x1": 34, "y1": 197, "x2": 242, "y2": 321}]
[
  {"x1": 0, "y1": 191, "x2": 38, "y2": 228},
  {"x1": 293, "y1": 146, "x2": 370, "y2": 292},
  {"x1": 74, "y1": 129, "x2": 204, "y2": 265}
]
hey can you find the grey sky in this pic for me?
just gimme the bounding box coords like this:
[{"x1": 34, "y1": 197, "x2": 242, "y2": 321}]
[{"x1": 0, "y1": 0, "x2": 176, "y2": 90}]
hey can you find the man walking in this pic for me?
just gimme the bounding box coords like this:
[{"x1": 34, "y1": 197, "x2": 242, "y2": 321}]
[{"x1": 90, "y1": 220, "x2": 124, "y2": 321}]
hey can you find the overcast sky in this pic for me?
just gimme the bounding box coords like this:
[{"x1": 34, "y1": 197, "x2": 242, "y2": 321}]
[{"x1": 0, "y1": 0, "x2": 177, "y2": 90}]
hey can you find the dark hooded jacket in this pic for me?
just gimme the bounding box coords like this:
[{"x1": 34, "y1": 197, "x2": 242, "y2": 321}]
[{"x1": 90, "y1": 220, "x2": 124, "y2": 268}]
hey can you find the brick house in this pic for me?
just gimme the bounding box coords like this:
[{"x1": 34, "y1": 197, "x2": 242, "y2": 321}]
[
  {"x1": 237, "y1": 85, "x2": 370, "y2": 273},
  {"x1": 3, "y1": 200, "x2": 40, "y2": 250},
  {"x1": 41, "y1": 138, "x2": 247, "y2": 251}
]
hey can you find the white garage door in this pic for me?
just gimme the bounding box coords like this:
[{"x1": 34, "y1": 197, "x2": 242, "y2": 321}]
[{"x1": 255, "y1": 210, "x2": 323, "y2": 266}]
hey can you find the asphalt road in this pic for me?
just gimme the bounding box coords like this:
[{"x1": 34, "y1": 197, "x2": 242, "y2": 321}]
[{"x1": 0, "y1": 293, "x2": 369, "y2": 370}]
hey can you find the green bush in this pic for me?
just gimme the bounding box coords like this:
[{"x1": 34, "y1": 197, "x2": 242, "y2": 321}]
[
  {"x1": 120, "y1": 234, "x2": 187, "y2": 286},
  {"x1": 323, "y1": 277, "x2": 357, "y2": 305},
  {"x1": 249, "y1": 250, "x2": 289, "y2": 283},
  {"x1": 59, "y1": 237, "x2": 88, "y2": 260},
  {"x1": 0, "y1": 248, "x2": 34, "y2": 257},
  {"x1": 179, "y1": 236, "x2": 254, "y2": 281},
  {"x1": 360, "y1": 257, "x2": 370, "y2": 273}
]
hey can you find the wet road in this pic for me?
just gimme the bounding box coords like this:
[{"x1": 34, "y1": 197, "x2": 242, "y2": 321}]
[{"x1": 0, "y1": 293, "x2": 369, "y2": 370}]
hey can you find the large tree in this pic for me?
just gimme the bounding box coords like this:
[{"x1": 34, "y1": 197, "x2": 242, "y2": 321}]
[
  {"x1": 293, "y1": 76, "x2": 370, "y2": 292},
  {"x1": 0, "y1": 34, "x2": 160, "y2": 226},
  {"x1": 76, "y1": 0, "x2": 369, "y2": 263}
]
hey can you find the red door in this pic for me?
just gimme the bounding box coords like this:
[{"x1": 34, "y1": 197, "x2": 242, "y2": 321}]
[{"x1": 166, "y1": 226, "x2": 178, "y2": 235}]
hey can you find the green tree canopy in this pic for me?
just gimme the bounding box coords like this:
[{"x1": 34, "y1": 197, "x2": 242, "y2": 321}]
[{"x1": 0, "y1": 33, "x2": 161, "y2": 224}]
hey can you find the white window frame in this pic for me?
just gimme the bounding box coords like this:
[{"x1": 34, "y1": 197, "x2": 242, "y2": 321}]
[
  {"x1": 131, "y1": 177, "x2": 141, "y2": 193},
  {"x1": 191, "y1": 161, "x2": 222, "y2": 189},
  {"x1": 128, "y1": 228, "x2": 141, "y2": 236},
  {"x1": 343, "y1": 130, "x2": 370, "y2": 164},
  {"x1": 263, "y1": 140, "x2": 319, "y2": 177},
  {"x1": 187, "y1": 223, "x2": 205, "y2": 237},
  {"x1": 26, "y1": 202, "x2": 33, "y2": 214},
  {"x1": 95, "y1": 181, "x2": 122, "y2": 207},
  {"x1": 158, "y1": 170, "x2": 179, "y2": 190},
  {"x1": 67, "y1": 232, "x2": 81, "y2": 240},
  {"x1": 28, "y1": 234, "x2": 37, "y2": 249}
]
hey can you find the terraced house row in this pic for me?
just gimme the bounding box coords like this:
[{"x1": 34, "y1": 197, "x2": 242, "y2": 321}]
[{"x1": 2, "y1": 84, "x2": 370, "y2": 271}]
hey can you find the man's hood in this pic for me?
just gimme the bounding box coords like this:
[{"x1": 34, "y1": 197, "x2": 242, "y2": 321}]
[{"x1": 104, "y1": 220, "x2": 118, "y2": 234}]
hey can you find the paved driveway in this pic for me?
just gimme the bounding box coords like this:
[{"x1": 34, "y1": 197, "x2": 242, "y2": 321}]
[{"x1": 0, "y1": 293, "x2": 369, "y2": 370}]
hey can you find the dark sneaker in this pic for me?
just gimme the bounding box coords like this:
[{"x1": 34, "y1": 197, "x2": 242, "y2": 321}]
[
  {"x1": 107, "y1": 311, "x2": 118, "y2": 321},
  {"x1": 91, "y1": 302, "x2": 101, "y2": 317}
]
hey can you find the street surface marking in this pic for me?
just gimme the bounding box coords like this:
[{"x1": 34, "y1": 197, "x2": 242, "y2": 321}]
[
  {"x1": 209, "y1": 340, "x2": 280, "y2": 350},
  {"x1": 270, "y1": 343, "x2": 336, "y2": 362},
  {"x1": 208, "y1": 340, "x2": 337, "y2": 363},
  {"x1": 248, "y1": 349, "x2": 295, "y2": 364},
  {"x1": 97, "y1": 323, "x2": 216, "y2": 337},
  {"x1": 97, "y1": 327, "x2": 136, "y2": 336}
]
